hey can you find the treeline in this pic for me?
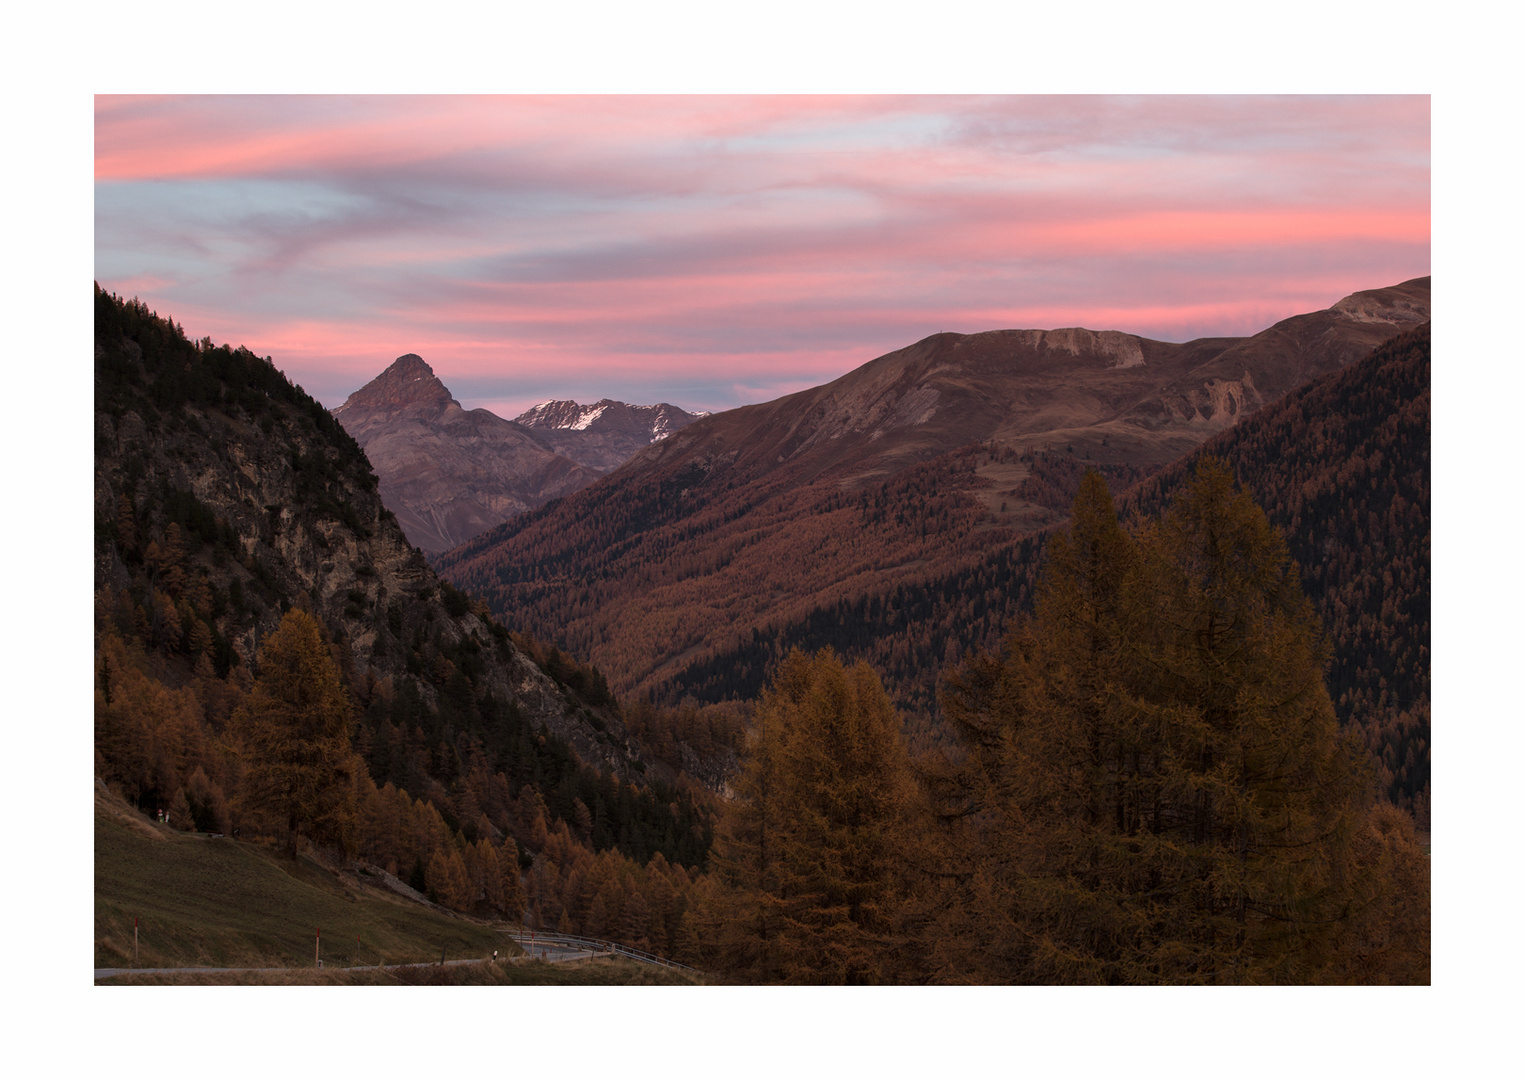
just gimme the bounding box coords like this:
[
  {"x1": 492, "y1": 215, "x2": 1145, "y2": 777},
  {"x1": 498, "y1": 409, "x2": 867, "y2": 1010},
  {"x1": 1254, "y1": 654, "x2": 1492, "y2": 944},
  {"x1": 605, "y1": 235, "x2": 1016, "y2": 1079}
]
[
  {"x1": 95, "y1": 289, "x2": 374, "y2": 511},
  {"x1": 683, "y1": 467, "x2": 1428, "y2": 983}
]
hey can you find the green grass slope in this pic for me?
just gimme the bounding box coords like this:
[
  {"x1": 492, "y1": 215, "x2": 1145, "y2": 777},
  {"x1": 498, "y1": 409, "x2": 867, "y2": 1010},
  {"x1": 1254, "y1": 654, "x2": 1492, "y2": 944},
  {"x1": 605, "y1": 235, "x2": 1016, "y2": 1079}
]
[{"x1": 95, "y1": 800, "x2": 513, "y2": 971}]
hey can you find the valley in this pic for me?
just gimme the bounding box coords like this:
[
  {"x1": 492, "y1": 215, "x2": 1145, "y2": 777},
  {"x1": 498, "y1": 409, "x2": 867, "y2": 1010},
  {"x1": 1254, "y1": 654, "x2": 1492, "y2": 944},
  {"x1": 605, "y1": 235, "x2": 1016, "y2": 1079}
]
[{"x1": 434, "y1": 278, "x2": 1429, "y2": 709}]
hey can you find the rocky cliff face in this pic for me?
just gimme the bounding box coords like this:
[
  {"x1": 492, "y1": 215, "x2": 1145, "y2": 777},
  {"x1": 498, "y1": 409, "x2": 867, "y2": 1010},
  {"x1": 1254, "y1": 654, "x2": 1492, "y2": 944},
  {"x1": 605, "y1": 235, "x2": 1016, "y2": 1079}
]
[
  {"x1": 331, "y1": 355, "x2": 604, "y2": 553},
  {"x1": 94, "y1": 319, "x2": 644, "y2": 780}
]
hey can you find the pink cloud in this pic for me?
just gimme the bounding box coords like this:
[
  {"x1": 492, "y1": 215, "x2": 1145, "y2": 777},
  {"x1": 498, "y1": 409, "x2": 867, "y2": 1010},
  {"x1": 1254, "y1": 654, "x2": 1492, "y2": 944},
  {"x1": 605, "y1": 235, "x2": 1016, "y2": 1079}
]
[{"x1": 95, "y1": 95, "x2": 1429, "y2": 416}]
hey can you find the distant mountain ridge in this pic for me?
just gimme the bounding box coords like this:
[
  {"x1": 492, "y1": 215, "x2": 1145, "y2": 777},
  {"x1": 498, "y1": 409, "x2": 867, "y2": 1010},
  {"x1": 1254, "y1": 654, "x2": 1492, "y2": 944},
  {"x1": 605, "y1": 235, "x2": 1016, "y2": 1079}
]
[
  {"x1": 331, "y1": 356, "x2": 703, "y2": 552},
  {"x1": 514, "y1": 398, "x2": 706, "y2": 472},
  {"x1": 435, "y1": 277, "x2": 1430, "y2": 708}
]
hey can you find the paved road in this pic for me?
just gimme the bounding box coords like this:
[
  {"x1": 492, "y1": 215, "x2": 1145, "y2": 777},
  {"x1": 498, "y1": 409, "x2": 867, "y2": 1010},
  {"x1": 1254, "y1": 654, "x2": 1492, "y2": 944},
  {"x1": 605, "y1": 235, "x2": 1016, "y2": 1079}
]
[{"x1": 95, "y1": 947, "x2": 602, "y2": 980}]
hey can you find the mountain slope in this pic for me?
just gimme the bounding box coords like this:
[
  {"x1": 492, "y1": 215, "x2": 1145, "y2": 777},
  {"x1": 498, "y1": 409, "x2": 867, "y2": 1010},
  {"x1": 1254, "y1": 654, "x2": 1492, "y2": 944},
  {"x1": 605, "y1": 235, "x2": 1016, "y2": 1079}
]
[
  {"x1": 95, "y1": 326, "x2": 635, "y2": 778},
  {"x1": 93, "y1": 288, "x2": 727, "y2": 891},
  {"x1": 595, "y1": 276, "x2": 1428, "y2": 492},
  {"x1": 674, "y1": 322, "x2": 1431, "y2": 822},
  {"x1": 331, "y1": 355, "x2": 604, "y2": 553},
  {"x1": 95, "y1": 782, "x2": 513, "y2": 970},
  {"x1": 435, "y1": 278, "x2": 1429, "y2": 704}
]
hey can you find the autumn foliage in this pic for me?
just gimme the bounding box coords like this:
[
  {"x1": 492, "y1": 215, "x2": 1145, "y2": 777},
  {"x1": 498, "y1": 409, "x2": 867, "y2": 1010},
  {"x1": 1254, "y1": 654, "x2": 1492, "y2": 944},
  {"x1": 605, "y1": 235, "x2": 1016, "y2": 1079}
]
[
  {"x1": 687, "y1": 467, "x2": 1427, "y2": 983},
  {"x1": 920, "y1": 465, "x2": 1427, "y2": 982},
  {"x1": 684, "y1": 649, "x2": 919, "y2": 982},
  {"x1": 234, "y1": 610, "x2": 359, "y2": 856},
  {"x1": 93, "y1": 286, "x2": 714, "y2": 936}
]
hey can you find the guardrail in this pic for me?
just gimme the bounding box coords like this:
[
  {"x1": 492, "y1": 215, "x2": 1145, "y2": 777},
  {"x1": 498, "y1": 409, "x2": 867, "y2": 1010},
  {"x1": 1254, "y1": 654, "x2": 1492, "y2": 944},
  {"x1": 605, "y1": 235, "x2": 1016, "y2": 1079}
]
[{"x1": 503, "y1": 929, "x2": 697, "y2": 972}]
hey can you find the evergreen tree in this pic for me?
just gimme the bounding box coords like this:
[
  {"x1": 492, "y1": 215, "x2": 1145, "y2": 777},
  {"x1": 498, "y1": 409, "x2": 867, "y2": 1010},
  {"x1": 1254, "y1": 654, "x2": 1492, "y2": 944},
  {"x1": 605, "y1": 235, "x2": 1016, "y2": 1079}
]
[
  {"x1": 427, "y1": 845, "x2": 473, "y2": 911},
  {"x1": 232, "y1": 609, "x2": 359, "y2": 857},
  {"x1": 932, "y1": 463, "x2": 1387, "y2": 983},
  {"x1": 114, "y1": 494, "x2": 138, "y2": 560},
  {"x1": 928, "y1": 469, "x2": 1145, "y2": 980},
  {"x1": 704, "y1": 648, "x2": 917, "y2": 983}
]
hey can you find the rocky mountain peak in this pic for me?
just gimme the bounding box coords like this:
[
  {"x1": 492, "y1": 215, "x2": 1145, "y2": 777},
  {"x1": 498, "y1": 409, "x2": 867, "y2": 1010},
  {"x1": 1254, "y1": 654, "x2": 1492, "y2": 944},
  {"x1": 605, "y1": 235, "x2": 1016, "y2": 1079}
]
[
  {"x1": 515, "y1": 397, "x2": 705, "y2": 440},
  {"x1": 334, "y1": 353, "x2": 458, "y2": 418},
  {"x1": 515, "y1": 399, "x2": 607, "y2": 430}
]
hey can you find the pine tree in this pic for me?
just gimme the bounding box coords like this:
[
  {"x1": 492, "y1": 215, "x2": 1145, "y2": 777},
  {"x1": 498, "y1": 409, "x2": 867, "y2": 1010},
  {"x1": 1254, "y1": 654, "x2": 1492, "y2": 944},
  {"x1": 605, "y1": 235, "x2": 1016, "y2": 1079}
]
[
  {"x1": 927, "y1": 470, "x2": 1141, "y2": 980},
  {"x1": 115, "y1": 493, "x2": 138, "y2": 560},
  {"x1": 932, "y1": 463, "x2": 1384, "y2": 984},
  {"x1": 1125, "y1": 459, "x2": 1373, "y2": 982},
  {"x1": 706, "y1": 648, "x2": 917, "y2": 983},
  {"x1": 232, "y1": 609, "x2": 359, "y2": 857},
  {"x1": 427, "y1": 845, "x2": 472, "y2": 911},
  {"x1": 699, "y1": 684, "x2": 787, "y2": 980},
  {"x1": 474, "y1": 838, "x2": 505, "y2": 911}
]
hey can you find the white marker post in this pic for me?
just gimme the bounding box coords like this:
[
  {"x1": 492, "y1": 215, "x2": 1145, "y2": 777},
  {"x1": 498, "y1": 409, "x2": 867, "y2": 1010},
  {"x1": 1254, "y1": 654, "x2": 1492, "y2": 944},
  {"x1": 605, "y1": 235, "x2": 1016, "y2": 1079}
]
[
  {"x1": 316, "y1": 927, "x2": 321, "y2": 968},
  {"x1": 134, "y1": 917, "x2": 139, "y2": 965}
]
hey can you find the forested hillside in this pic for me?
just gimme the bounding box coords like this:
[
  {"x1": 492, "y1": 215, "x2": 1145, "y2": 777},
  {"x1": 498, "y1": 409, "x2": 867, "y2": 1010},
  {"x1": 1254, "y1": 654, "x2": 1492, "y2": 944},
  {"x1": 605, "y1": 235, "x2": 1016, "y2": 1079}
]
[
  {"x1": 1125, "y1": 322, "x2": 1430, "y2": 822},
  {"x1": 93, "y1": 287, "x2": 738, "y2": 949},
  {"x1": 656, "y1": 450, "x2": 1147, "y2": 750},
  {"x1": 682, "y1": 467, "x2": 1428, "y2": 984},
  {"x1": 669, "y1": 322, "x2": 1430, "y2": 819}
]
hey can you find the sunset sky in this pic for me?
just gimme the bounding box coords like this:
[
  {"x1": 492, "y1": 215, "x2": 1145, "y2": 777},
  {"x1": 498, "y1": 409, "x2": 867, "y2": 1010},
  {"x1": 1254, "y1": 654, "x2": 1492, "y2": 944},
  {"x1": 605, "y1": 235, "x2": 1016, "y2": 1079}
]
[{"x1": 94, "y1": 95, "x2": 1430, "y2": 418}]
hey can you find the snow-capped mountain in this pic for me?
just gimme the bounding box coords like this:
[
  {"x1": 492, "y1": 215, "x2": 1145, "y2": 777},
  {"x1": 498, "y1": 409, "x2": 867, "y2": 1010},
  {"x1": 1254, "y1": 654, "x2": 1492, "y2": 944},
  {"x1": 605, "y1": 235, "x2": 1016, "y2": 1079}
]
[{"x1": 513, "y1": 398, "x2": 707, "y2": 471}]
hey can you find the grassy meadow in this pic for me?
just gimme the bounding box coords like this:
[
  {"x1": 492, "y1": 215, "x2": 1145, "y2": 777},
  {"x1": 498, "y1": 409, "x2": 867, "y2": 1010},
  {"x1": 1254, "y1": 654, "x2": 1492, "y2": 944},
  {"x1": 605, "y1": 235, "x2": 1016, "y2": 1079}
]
[{"x1": 95, "y1": 806, "x2": 516, "y2": 973}]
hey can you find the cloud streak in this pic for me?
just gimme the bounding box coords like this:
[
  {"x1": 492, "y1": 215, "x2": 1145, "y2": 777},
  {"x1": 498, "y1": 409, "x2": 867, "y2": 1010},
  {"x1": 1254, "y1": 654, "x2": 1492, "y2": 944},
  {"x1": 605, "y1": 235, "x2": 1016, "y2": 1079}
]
[{"x1": 94, "y1": 95, "x2": 1429, "y2": 417}]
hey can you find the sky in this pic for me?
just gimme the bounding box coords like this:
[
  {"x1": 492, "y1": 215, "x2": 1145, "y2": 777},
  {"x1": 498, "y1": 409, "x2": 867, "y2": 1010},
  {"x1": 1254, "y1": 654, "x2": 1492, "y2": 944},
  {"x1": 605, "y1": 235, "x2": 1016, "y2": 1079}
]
[{"x1": 94, "y1": 94, "x2": 1429, "y2": 419}]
